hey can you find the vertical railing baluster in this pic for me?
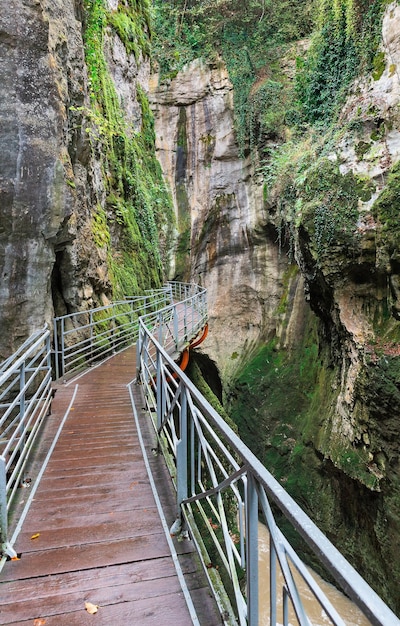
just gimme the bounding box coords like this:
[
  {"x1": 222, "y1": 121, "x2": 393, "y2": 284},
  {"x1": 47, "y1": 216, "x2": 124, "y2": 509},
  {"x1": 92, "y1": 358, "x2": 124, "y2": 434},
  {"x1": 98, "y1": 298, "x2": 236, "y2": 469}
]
[
  {"x1": 176, "y1": 385, "x2": 188, "y2": 514},
  {"x1": 156, "y1": 351, "x2": 164, "y2": 432},
  {"x1": 89, "y1": 310, "x2": 93, "y2": 368},
  {"x1": 283, "y1": 586, "x2": 289, "y2": 626},
  {"x1": 19, "y1": 362, "x2": 26, "y2": 457},
  {"x1": 136, "y1": 322, "x2": 142, "y2": 382},
  {"x1": 0, "y1": 456, "x2": 8, "y2": 552},
  {"x1": 54, "y1": 318, "x2": 59, "y2": 380},
  {"x1": 246, "y1": 473, "x2": 259, "y2": 626},
  {"x1": 61, "y1": 317, "x2": 66, "y2": 380},
  {"x1": 173, "y1": 305, "x2": 179, "y2": 351},
  {"x1": 270, "y1": 534, "x2": 277, "y2": 626},
  {"x1": 158, "y1": 311, "x2": 163, "y2": 347}
]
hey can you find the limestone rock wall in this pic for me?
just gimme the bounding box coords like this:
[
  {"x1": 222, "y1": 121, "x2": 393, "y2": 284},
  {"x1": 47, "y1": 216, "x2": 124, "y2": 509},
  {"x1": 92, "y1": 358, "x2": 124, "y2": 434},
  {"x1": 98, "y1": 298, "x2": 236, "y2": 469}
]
[
  {"x1": 0, "y1": 0, "x2": 103, "y2": 358},
  {"x1": 0, "y1": 0, "x2": 153, "y2": 360},
  {"x1": 150, "y1": 59, "x2": 289, "y2": 381}
]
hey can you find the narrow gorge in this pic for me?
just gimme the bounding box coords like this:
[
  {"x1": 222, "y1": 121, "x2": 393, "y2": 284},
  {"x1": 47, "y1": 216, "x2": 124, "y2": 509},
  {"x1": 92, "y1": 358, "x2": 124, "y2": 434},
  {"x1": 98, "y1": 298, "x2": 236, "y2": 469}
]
[{"x1": 1, "y1": 0, "x2": 400, "y2": 615}]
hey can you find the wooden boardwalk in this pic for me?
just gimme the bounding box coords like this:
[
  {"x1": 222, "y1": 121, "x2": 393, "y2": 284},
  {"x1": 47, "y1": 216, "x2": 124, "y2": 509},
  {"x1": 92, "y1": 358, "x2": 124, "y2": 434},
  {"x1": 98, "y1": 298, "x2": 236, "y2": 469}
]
[{"x1": 0, "y1": 348, "x2": 220, "y2": 625}]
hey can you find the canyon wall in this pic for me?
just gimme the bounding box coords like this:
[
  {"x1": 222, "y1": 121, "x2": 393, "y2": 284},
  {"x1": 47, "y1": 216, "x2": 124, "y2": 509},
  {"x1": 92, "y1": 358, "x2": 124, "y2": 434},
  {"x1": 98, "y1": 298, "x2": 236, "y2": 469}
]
[
  {"x1": 0, "y1": 0, "x2": 166, "y2": 360},
  {"x1": 150, "y1": 59, "x2": 291, "y2": 382},
  {"x1": 150, "y1": 4, "x2": 400, "y2": 612}
]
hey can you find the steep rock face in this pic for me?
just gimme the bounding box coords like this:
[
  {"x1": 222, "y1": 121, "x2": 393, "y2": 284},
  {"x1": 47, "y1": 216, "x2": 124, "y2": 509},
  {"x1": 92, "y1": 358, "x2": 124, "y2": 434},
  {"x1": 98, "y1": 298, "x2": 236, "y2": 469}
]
[
  {"x1": 0, "y1": 0, "x2": 80, "y2": 355},
  {"x1": 152, "y1": 6, "x2": 400, "y2": 611},
  {"x1": 150, "y1": 59, "x2": 289, "y2": 381},
  {"x1": 0, "y1": 0, "x2": 157, "y2": 360},
  {"x1": 293, "y1": 4, "x2": 400, "y2": 475},
  {"x1": 228, "y1": 5, "x2": 400, "y2": 610},
  {"x1": 0, "y1": 0, "x2": 109, "y2": 358}
]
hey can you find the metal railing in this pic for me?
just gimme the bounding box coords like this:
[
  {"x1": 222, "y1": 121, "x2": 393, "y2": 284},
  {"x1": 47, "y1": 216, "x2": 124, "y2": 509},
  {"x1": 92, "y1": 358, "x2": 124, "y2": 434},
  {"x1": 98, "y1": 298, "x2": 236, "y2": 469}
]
[
  {"x1": 136, "y1": 283, "x2": 207, "y2": 378},
  {"x1": 0, "y1": 327, "x2": 52, "y2": 558},
  {"x1": 135, "y1": 292, "x2": 400, "y2": 626},
  {"x1": 53, "y1": 288, "x2": 171, "y2": 380},
  {"x1": 0, "y1": 282, "x2": 203, "y2": 560}
]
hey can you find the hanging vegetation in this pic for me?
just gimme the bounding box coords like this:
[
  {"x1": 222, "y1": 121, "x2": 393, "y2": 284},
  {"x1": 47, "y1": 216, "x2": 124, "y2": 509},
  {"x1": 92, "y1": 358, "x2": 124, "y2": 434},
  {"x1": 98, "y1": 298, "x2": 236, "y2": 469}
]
[{"x1": 82, "y1": 0, "x2": 174, "y2": 297}]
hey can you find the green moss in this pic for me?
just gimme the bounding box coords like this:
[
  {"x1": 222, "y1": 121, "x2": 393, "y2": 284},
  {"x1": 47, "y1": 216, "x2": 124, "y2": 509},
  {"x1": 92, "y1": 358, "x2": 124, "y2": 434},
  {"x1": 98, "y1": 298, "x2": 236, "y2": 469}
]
[
  {"x1": 92, "y1": 205, "x2": 111, "y2": 248},
  {"x1": 299, "y1": 158, "x2": 360, "y2": 257},
  {"x1": 275, "y1": 264, "x2": 300, "y2": 315},
  {"x1": 355, "y1": 175, "x2": 375, "y2": 202},
  {"x1": 228, "y1": 310, "x2": 322, "y2": 464},
  {"x1": 355, "y1": 140, "x2": 372, "y2": 159},
  {"x1": 372, "y1": 50, "x2": 386, "y2": 80},
  {"x1": 108, "y1": 4, "x2": 151, "y2": 59},
  {"x1": 372, "y1": 160, "x2": 400, "y2": 252},
  {"x1": 82, "y1": 0, "x2": 174, "y2": 297}
]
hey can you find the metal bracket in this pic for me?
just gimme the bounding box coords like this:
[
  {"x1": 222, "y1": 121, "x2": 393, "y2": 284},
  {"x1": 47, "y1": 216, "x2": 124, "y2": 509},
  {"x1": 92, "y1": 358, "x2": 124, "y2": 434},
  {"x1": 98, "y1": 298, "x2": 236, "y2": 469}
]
[{"x1": 2, "y1": 542, "x2": 18, "y2": 560}]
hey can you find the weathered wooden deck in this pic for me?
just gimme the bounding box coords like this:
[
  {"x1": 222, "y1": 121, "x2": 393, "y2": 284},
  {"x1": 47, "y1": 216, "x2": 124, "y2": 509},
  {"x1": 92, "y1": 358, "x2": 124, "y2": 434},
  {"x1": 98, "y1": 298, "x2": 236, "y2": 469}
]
[{"x1": 0, "y1": 348, "x2": 220, "y2": 625}]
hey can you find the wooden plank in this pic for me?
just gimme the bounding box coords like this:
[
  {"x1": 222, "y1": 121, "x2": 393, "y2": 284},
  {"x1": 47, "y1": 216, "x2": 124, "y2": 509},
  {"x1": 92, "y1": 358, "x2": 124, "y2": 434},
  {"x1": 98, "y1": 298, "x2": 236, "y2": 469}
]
[
  {"x1": 6, "y1": 534, "x2": 171, "y2": 580},
  {"x1": 0, "y1": 347, "x2": 221, "y2": 625},
  {"x1": 0, "y1": 567, "x2": 185, "y2": 623},
  {"x1": 0, "y1": 558, "x2": 177, "y2": 601},
  {"x1": 15, "y1": 509, "x2": 164, "y2": 552},
  {"x1": 5, "y1": 591, "x2": 198, "y2": 626}
]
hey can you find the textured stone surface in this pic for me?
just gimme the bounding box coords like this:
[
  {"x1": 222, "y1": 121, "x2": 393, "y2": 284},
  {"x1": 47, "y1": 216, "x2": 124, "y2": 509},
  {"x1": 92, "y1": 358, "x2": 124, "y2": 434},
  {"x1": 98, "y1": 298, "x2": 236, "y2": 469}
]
[
  {"x1": 0, "y1": 0, "x2": 153, "y2": 360},
  {"x1": 0, "y1": 0, "x2": 69, "y2": 353},
  {"x1": 150, "y1": 59, "x2": 289, "y2": 381}
]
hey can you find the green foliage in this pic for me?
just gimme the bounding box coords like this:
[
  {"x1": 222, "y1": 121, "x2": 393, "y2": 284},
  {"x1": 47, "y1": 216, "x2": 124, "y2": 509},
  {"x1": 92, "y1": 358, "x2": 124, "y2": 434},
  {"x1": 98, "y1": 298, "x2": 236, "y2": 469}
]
[
  {"x1": 152, "y1": 0, "x2": 314, "y2": 155},
  {"x1": 92, "y1": 204, "x2": 111, "y2": 248},
  {"x1": 264, "y1": 139, "x2": 361, "y2": 262},
  {"x1": 296, "y1": 0, "x2": 388, "y2": 123},
  {"x1": 372, "y1": 160, "x2": 400, "y2": 254},
  {"x1": 300, "y1": 158, "x2": 360, "y2": 256},
  {"x1": 108, "y1": 4, "x2": 151, "y2": 59},
  {"x1": 82, "y1": 0, "x2": 175, "y2": 297}
]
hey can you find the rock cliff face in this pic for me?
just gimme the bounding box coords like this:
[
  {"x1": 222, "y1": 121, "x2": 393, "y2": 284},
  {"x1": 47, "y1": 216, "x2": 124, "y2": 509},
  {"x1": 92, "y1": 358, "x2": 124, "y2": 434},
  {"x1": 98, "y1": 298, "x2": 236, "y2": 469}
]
[
  {"x1": 151, "y1": 4, "x2": 400, "y2": 612},
  {"x1": 0, "y1": 0, "x2": 165, "y2": 360},
  {"x1": 150, "y1": 59, "x2": 290, "y2": 381},
  {"x1": 0, "y1": 0, "x2": 85, "y2": 355}
]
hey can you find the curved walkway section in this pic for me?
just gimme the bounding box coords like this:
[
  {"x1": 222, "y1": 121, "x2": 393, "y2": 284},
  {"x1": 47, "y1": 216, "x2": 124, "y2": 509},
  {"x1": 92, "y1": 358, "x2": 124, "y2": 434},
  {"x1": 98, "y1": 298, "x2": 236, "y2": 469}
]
[{"x1": 0, "y1": 348, "x2": 219, "y2": 625}]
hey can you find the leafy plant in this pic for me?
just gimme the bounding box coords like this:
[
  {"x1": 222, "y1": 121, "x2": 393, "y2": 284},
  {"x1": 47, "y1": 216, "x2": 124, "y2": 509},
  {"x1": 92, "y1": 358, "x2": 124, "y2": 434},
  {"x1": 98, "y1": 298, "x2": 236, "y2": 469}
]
[
  {"x1": 81, "y1": 0, "x2": 175, "y2": 297},
  {"x1": 296, "y1": 0, "x2": 388, "y2": 123}
]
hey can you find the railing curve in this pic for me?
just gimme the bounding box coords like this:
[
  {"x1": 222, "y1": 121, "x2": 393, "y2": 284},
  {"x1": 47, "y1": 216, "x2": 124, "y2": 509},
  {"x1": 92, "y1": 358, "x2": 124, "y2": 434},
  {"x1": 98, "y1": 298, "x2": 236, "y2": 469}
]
[
  {"x1": 53, "y1": 287, "x2": 172, "y2": 380},
  {"x1": 135, "y1": 287, "x2": 400, "y2": 626},
  {"x1": 0, "y1": 282, "x2": 206, "y2": 559},
  {"x1": 0, "y1": 327, "x2": 52, "y2": 558}
]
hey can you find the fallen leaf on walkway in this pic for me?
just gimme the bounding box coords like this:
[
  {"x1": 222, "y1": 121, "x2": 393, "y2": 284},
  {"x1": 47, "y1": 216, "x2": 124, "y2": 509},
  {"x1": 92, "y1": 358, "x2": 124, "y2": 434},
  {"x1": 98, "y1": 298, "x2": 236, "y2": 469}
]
[
  {"x1": 34, "y1": 619, "x2": 46, "y2": 625},
  {"x1": 31, "y1": 533, "x2": 40, "y2": 540},
  {"x1": 85, "y1": 602, "x2": 99, "y2": 614}
]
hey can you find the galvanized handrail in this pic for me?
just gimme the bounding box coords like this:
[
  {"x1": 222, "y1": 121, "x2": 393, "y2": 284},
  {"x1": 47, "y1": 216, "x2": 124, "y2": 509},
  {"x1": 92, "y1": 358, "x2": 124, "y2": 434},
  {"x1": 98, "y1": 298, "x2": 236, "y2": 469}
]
[
  {"x1": 136, "y1": 284, "x2": 207, "y2": 376},
  {"x1": 0, "y1": 326, "x2": 52, "y2": 558},
  {"x1": 53, "y1": 288, "x2": 171, "y2": 380},
  {"x1": 0, "y1": 282, "x2": 201, "y2": 560},
  {"x1": 135, "y1": 291, "x2": 400, "y2": 626}
]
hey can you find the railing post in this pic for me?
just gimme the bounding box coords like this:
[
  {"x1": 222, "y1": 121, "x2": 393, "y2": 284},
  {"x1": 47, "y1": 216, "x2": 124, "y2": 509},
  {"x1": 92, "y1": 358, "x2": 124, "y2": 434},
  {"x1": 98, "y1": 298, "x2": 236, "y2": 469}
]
[
  {"x1": 54, "y1": 318, "x2": 60, "y2": 380},
  {"x1": 0, "y1": 456, "x2": 8, "y2": 550},
  {"x1": 61, "y1": 317, "x2": 66, "y2": 380},
  {"x1": 270, "y1": 534, "x2": 277, "y2": 625},
  {"x1": 156, "y1": 351, "x2": 164, "y2": 432},
  {"x1": 136, "y1": 324, "x2": 142, "y2": 382},
  {"x1": 89, "y1": 310, "x2": 93, "y2": 366},
  {"x1": 176, "y1": 385, "x2": 188, "y2": 510},
  {"x1": 19, "y1": 361, "x2": 26, "y2": 442},
  {"x1": 158, "y1": 312, "x2": 164, "y2": 347},
  {"x1": 246, "y1": 473, "x2": 259, "y2": 626},
  {"x1": 173, "y1": 305, "x2": 179, "y2": 351},
  {"x1": 184, "y1": 300, "x2": 188, "y2": 343}
]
